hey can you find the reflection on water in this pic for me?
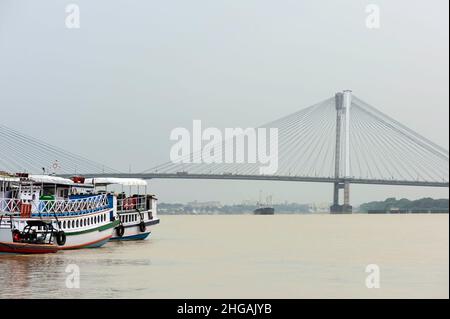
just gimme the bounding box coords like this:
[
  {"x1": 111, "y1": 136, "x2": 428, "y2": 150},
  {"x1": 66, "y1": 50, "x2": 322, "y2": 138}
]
[{"x1": 0, "y1": 215, "x2": 448, "y2": 298}]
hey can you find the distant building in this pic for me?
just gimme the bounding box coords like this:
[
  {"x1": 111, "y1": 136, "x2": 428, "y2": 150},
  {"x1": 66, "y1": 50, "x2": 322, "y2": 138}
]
[
  {"x1": 308, "y1": 202, "x2": 331, "y2": 213},
  {"x1": 187, "y1": 200, "x2": 222, "y2": 208}
]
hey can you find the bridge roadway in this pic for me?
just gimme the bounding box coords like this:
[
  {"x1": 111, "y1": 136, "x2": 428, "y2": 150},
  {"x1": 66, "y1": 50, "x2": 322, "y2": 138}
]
[{"x1": 66, "y1": 173, "x2": 449, "y2": 188}]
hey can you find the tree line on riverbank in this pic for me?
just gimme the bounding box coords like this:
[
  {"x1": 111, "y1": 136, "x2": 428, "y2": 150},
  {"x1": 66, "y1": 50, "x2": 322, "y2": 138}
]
[{"x1": 359, "y1": 197, "x2": 449, "y2": 212}]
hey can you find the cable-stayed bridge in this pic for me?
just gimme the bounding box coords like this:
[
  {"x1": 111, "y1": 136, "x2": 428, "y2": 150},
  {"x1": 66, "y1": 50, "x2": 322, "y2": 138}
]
[{"x1": 1, "y1": 91, "x2": 448, "y2": 213}]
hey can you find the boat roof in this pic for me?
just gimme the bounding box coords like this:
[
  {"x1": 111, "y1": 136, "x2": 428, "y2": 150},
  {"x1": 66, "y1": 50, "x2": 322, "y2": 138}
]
[
  {"x1": 26, "y1": 220, "x2": 53, "y2": 227},
  {"x1": 28, "y1": 175, "x2": 76, "y2": 186},
  {"x1": 85, "y1": 177, "x2": 148, "y2": 187},
  {"x1": 2, "y1": 174, "x2": 93, "y2": 188},
  {"x1": 0, "y1": 175, "x2": 20, "y2": 182}
]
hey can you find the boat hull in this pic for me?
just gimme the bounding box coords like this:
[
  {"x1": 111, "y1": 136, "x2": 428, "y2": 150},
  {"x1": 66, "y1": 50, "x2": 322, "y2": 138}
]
[
  {"x1": 3, "y1": 208, "x2": 120, "y2": 251},
  {"x1": 0, "y1": 241, "x2": 58, "y2": 254},
  {"x1": 59, "y1": 219, "x2": 119, "y2": 250},
  {"x1": 111, "y1": 218, "x2": 159, "y2": 241},
  {"x1": 254, "y1": 207, "x2": 275, "y2": 215},
  {"x1": 110, "y1": 232, "x2": 151, "y2": 241}
]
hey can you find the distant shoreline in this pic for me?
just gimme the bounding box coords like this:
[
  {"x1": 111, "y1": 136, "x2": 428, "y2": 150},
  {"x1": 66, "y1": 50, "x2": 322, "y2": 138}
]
[{"x1": 158, "y1": 211, "x2": 449, "y2": 215}]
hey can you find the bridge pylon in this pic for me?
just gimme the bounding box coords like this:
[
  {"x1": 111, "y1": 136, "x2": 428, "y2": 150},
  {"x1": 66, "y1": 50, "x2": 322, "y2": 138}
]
[{"x1": 330, "y1": 90, "x2": 353, "y2": 214}]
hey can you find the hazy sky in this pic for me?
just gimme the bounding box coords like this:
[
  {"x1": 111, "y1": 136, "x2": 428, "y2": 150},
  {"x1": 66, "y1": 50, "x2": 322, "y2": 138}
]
[{"x1": 0, "y1": 0, "x2": 448, "y2": 204}]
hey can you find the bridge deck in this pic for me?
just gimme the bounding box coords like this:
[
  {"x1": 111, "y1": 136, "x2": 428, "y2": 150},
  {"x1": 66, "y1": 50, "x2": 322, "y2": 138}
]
[{"x1": 75, "y1": 173, "x2": 449, "y2": 188}]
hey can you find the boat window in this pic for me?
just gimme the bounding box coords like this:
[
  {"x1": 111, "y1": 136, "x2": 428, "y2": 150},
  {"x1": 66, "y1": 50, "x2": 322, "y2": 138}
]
[
  {"x1": 63, "y1": 221, "x2": 66, "y2": 229},
  {"x1": 72, "y1": 220, "x2": 75, "y2": 228},
  {"x1": 42, "y1": 186, "x2": 56, "y2": 196}
]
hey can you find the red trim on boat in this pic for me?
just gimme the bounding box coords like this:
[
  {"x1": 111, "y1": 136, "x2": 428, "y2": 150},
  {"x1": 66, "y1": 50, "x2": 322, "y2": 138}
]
[{"x1": 0, "y1": 241, "x2": 58, "y2": 254}]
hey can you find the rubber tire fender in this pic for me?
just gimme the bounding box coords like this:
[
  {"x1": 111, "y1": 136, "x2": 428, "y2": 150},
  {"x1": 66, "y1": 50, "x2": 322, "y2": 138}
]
[
  {"x1": 116, "y1": 224, "x2": 125, "y2": 237},
  {"x1": 56, "y1": 231, "x2": 66, "y2": 246},
  {"x1": 139, "y1": 221, "x2": 146, "y2": 233}
]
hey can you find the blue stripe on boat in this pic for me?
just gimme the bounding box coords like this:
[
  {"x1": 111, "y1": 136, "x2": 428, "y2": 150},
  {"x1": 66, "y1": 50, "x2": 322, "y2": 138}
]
[{"x1": 110, "y1": 232, "x2": 151, "y2": 241}]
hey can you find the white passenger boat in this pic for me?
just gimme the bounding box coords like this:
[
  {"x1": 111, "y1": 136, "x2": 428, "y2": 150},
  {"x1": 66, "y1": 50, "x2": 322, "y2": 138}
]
[
  {"x1": 0, "y1": 174, "x2": 119, "y2": 253},
  {"x1": 85, "y1": 178, "x2": 159, "y2": 241}
]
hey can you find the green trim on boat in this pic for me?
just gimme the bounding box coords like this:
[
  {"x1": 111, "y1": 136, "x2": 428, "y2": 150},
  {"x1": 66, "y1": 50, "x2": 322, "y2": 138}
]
[{"x1": 66, "y1": 220, "x2": 120, "y2": 236}]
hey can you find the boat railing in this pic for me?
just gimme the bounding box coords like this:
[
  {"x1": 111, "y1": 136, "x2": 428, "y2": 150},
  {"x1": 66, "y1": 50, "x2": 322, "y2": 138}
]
[
  {"x1": 117, "y1": 195, "x2": 147, "y2": 212},
  {"x1": 0, "y1": 194, "x2": 110, "y2": 217}
]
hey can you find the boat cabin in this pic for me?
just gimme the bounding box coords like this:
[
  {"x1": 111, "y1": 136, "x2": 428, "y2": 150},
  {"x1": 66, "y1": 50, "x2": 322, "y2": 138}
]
[{"x1": 84, "y1": 177, "x2": 158, "y2": 222}]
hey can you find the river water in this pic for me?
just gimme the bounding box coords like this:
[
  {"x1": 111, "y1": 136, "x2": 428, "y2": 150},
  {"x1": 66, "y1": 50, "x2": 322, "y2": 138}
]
[{"x1": 0, "y1": 214, "x2": 448, "y2": 299}]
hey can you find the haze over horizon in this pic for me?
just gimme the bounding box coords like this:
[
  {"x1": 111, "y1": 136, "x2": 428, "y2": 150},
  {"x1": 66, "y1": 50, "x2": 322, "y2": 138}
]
[{"x1": 0, "y1": 0, "x2": 448, "y2": 205}]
